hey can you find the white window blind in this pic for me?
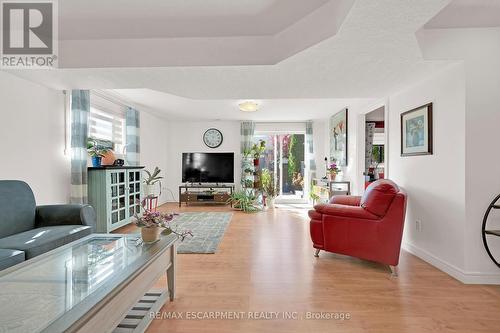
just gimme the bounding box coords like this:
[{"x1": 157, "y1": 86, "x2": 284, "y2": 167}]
[{"x1": 89, "y1": 92, "x2": 126, "y2": 155}]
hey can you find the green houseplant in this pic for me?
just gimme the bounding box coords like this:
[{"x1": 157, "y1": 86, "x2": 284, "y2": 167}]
[
  {"x1": 143, "y1": 167, "x2": 163, "y2": 197},
  {"x1": 87, "y1": 139, "x2": 110, "y2": 167},
  {"x1": 251, "y1": 140, "x2": 266, "y2": 166},
  {"x1": 261, "y1": 168, "x2": 279, "y2": 208},
  {"x1": 227, "y1": 190, "x2": 259, "y2": 213}
]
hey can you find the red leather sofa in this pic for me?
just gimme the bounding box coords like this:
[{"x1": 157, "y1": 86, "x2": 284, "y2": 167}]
[{"x1": 309, "y1": 179, "x2": 407, "y2": 272}]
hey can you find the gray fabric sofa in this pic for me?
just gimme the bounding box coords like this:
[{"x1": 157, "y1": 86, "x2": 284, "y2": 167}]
[{"x1": 0, "y1": 180, "x2": 96, "y2": 270}]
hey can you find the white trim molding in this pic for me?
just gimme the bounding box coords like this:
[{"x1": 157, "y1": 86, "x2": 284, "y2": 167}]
[{"x1": 403, "y1": 242, "x2": 500, "y2": 285}]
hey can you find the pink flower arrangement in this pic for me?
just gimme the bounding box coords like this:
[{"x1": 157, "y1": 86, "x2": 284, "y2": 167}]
[
  {"x1": 327, "y1": 163, "x2": 340, "y2": 174},
  {"x1": 134, "y1": 199, "x2": 193, "y2": 241}
]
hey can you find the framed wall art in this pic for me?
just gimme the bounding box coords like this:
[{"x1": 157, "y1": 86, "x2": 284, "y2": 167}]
[
  {"x1": 329, "y1": 108, "x2": 348, "y2": 166},
  {"x1": 401, "y1": 103, "x2": 433, "y2": 156}
]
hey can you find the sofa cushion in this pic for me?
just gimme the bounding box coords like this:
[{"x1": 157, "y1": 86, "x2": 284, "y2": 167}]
[
  {"x1": 360, "y1": 179, "x2": 399, "y2": 217},
  {"x1": 0, "y1": 225, "x2": 92, "y2": 259},
  {"x1": 0, "y1": 181, "x2": 36, "y2": 238},
  {"x1": 0, "y1": 249, "x2": 25, "y2": 270}
]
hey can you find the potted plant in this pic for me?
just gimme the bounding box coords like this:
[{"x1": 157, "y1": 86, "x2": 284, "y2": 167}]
[
  {"x1": 251, "y1": 140, "x2": 266, "y2": 166},
  {"x1": 327, "y1": 163, "x2": 340, "y2": 181},
  {"x1": 244, "y1": 179, "x2": 254, "y2": 189},
  {"x1": 261, "y1": 168, "x2": 279, "y2": 208},
  {"x1": 87, "y1": 139, "x2": 109, "y2": 167},
  {"x1": 309, "y1": 181, "x2": 321, "y2": 205},
  {"x1": 310, "y1": 191, "x2": 321, "y2": 205},
  {"x1": 253, "y1": 169, "x2": 262, "y2": 189},
  {"x1": 243, "y1": 148, "x2": 253, "y2": 159},
  {"x1": 227, "y1": 190, "x2": 260, "y2": 213},
  {"x1": 143, "y1": 167, "x2": 163, "y2": 197},
  {"x1": 134, "y1": 199, "x2": 192, "y2": 243}
]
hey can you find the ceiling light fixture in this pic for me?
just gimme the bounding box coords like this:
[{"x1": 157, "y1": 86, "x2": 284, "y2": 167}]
[{"x1": 239, "y1": 101, "x2": 259, "y2": 112}]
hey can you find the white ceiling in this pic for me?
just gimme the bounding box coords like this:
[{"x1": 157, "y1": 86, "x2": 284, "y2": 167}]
[
  {"x1": 106, "y1": 88, "x2": 373, "y2": 121},
  {"x1": 8, "y1": 0, "x2": 472, "y2": 121},
  {"x1": 55, "y1": 0, "x2": 351, "y2": 67},
  {"x1": 425, "y1": 0, "x2": 500, "y2": 29},
  {"x1": 10, "y1": 0, "x2": 454, "y2": 96},
  {"x1": 60, "y1": 0, "x2": 329, "y2": 39}
]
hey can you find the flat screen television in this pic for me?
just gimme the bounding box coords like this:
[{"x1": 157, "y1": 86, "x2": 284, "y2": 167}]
[{"x1": 182, "y1": 152, "x2": 234, "y2": 183}]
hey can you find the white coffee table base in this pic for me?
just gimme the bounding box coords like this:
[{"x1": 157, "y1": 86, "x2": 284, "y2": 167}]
[{"x1": 72, "y1": 242, "x2": 176, "y2": 333}]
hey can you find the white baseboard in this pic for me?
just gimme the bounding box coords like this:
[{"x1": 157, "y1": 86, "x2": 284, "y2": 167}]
[{"x1": 402, "y1": 242, "x2": 500, "y2": 285}]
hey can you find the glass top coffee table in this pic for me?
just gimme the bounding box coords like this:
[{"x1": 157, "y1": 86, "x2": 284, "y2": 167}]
[{"x1": 0, "y1": 234, "x2": 177, "y2": 333}]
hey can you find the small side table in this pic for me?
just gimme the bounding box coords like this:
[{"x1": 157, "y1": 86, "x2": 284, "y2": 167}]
[{"x1": 313, "y1": 179, "x2": 351, "y2": 198}]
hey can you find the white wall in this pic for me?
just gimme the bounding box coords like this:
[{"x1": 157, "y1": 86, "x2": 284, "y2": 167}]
[
  {"x1": 419, "y1": 28, "x2": 500, "y2": 282},
  {"x1": 0, "y1": 72, "x2": 171, "y2": 208},
  {"x1": 315, "y1": 108, "x2": 360, "y2": 195},
  {"x1": 140, "y1": 110, "x2": 169, "y2": 205},
  {"x1": 165, "y1": 121, "x2": 241, "y2": 201},
  {"x1": 0, "y1": 71, "x2": 69, "y2": 204},
  {"x1": 388, "y1": 64, "x2": 467, "y2": 275}
]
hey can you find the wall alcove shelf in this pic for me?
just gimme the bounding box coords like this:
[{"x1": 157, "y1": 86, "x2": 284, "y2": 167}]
[{"x1": 482, "y1": 193, "x2": 500, "y2": 268}]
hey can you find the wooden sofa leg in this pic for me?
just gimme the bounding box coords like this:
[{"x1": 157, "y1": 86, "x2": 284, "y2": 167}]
[
  {"x1": 314, "y1": 249, "x2": 321, "y2": 257},
  {"x1": 390, "y1": 265, "x2": 398, "y2": 277}
]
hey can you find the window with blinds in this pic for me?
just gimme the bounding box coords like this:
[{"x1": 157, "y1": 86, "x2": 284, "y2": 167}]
[{"x1": 89, "y1": 92, "x2": 126, "y2": 156}]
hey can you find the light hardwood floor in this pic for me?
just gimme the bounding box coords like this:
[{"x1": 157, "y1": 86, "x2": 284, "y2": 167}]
[{"x1": 118, "y1": 203, "x2": 500, "y2": 333}]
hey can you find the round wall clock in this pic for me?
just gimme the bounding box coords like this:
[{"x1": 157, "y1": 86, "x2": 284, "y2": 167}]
[{"x1": 203, "y1": 128, "x2": 223, "y2": 148}]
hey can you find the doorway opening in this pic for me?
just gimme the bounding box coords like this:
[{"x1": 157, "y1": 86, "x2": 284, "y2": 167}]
[
  {"x1": 364, "y1": 106, "x2": 386, "y2": 189},
  {"x1": 253, "y1": 132, "x2": 307, "y2": 203}
]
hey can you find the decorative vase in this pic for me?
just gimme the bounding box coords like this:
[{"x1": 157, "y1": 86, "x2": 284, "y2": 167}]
[
  {"x1": 328, "y1": 172, "x2": 337, "y2": 181},
  {"x1": 91, "y1": 156, "x2": 102, "y2": 167},
  {"x1": 141, "y1": 226, "x2": 161, "y2": 243}
]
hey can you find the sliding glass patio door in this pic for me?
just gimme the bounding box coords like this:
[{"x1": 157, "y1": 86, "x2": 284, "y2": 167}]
[{"x1": 254, "y1": 132, "x2": 307, "y2": 203}]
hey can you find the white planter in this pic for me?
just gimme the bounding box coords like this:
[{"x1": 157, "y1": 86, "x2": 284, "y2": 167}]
[
  {"x1": 267, "y1": 198, "x2": 275, "y2": 209},
  {"x1": 144, "y1": 184, "x2": 156, "y2": 197}
]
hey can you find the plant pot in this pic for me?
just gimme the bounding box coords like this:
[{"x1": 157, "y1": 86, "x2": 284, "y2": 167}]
[
  {"x1": 91, "y1": 156, "x2": 102, "y2": 167},
  {"x1": 101, "y1": 151, "x2": 116, "y2": 166},
  {"x1": 267, "y1": 197, "x2": 275, "y2": 209},
  {"x1": 328, "y1": 173, "x2": 337, "y2": 181},
  {"x1": 144, "y1": 184, "x2": 156, "y2": 197},
  {"x1": 141, "y1": 227, "x2": 161, "y2": 243}
]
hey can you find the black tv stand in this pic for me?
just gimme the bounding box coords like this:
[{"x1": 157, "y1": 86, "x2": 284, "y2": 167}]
[{"x1": 178, "y1": 184, "x2": 234, "y2": 207}]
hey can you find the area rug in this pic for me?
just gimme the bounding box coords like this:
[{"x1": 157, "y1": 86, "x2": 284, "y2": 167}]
[{"x1": 172, "y1": 212, "x2": 233, "y2": 254}]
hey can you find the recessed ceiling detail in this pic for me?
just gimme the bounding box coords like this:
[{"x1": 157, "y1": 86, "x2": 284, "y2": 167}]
[
  {"x1": 104, "y1": 89, "x2": 372, "y2": 121},
  {"x1": 60, "y1": 0, "x2": 329, "y2": 39},
  {"x1": 57, "y1": 0, "x2": 353, "y2": 68},
  {"x1": 9, "y1": 0, "x2": 455, "y2": 103},
  {"x1": 425, "y1": 0, "x2": 500, "y2": 29}
]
